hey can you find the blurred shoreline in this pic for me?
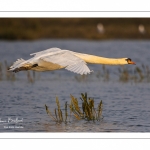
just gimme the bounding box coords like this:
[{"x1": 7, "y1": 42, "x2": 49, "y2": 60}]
[{"x1": 0, "y1": 18, "x2": 150, "y2": 40}]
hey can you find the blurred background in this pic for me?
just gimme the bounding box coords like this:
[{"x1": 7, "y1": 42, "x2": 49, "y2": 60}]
[
  {"x1": 0, "y1": 18, "x2": 149, "y2": 40},
  {"x1": 1, "y1": 18, "x2": 150, "y2": 132}
]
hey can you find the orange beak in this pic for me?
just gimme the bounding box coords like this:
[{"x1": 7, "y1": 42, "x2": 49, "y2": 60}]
[{"x1": 130, "y1": 61, "x2": 136, "y2": 65}]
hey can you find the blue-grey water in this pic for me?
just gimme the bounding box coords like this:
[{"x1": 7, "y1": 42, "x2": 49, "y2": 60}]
[{"x1": 0, "y1": 39, "x2": 150, "y2": 132}]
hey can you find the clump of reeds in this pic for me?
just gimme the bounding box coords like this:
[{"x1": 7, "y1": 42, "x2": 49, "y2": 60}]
[
  {"x1": 45, "y1": 97, "x2": 67, "y2": 124},
  {"x1": 118, "y1": 64, "x2": 150, "y2": 83},
  {"x1": 95, "y1": 65, "x2": 110, "y2": 81},
  {"x1": 0, "y1": 62, "x2": 3, "y2": 80},
  {"x1": 118, "y1": 66, "x2": 130, "y2": 82},
  {"x1": 27, "y1": 70, "x2": 36, "y2": 83},
  {"x1": 74, "y1": 74, "x2": 88, "y2": 82},
  {"x1": 4, "y1": 61, "x2": 16, "y2": 81},
  {"x1": 45, "y1": 93, "x2": 103, "y2": 124}
]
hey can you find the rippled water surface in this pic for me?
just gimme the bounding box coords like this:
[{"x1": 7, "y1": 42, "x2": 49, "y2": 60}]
[{"x1": 0, "y1": 39, "x2": 150, "y2": 132}]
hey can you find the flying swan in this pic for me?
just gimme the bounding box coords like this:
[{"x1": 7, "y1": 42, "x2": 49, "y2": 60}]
[{"x1": 8, "y1": 47, "x2": 135, "y2": 75}]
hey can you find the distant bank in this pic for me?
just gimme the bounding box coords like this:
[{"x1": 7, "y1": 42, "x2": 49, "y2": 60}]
[{"x1": 0, "y1": 18, "x2": 149, "y2": 40}]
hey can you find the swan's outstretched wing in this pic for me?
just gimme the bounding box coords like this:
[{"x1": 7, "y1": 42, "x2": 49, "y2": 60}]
[
  {"x1": 39, "y1": 51, "x2": 92, "y2": 75},
  {"x1": 30, "y1": 47, "x2": 61, "y2": 57}
]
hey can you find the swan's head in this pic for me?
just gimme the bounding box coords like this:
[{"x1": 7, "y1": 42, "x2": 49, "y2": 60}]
[{"x1": 125, "y1": 58, "x2": 136, "y2": 65}]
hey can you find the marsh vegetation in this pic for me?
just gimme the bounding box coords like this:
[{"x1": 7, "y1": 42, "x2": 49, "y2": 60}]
[
  {"x1": 1, "y1": 60, "x2": 150, "y2": 83},
  {"x1": 45, "y1": 93, "x2": 103, "y2": 123}
]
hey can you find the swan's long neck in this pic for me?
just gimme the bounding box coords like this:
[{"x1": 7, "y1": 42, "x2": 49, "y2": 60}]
[{"x1": 73, "y1": 52, "x2": 127, "y2": 65}]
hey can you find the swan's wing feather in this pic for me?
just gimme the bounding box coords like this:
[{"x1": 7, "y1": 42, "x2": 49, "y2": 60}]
[
  {"x1": 30, "y1": 47, "x2": 61, "y2": 57},
  {"x1": 40, "y1": 51, "x2": 91, "y2": 75}
]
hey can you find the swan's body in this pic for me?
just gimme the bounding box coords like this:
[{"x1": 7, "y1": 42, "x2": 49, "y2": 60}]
[{"x1": 8, "y1": 47, "x2": 135, "y2": 75}]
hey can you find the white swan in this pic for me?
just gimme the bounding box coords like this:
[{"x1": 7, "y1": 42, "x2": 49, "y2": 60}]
[{"x1": 8, "y1": 47, "x2": 135, "y2": 75}]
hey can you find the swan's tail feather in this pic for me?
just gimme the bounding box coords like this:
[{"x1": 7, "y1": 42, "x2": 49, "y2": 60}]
[
  {"x1": 8, "y1": 58, "x2": 25, "y2": 72},
  {"x1": 8, "y1": 58, "x2": 25, "y2": 70},
  {"x1": 8, "y1": 58, "x2": 34, "y2": 73}
]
